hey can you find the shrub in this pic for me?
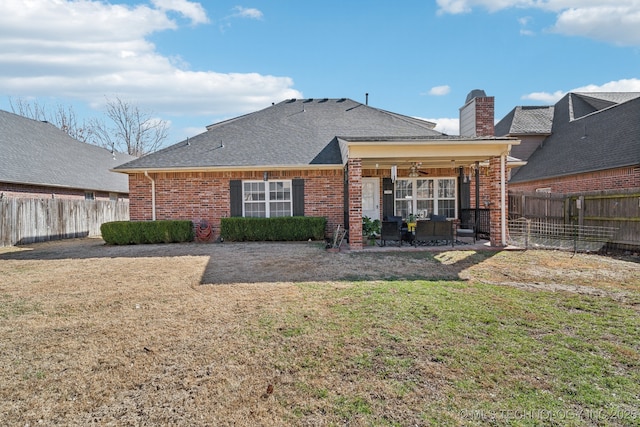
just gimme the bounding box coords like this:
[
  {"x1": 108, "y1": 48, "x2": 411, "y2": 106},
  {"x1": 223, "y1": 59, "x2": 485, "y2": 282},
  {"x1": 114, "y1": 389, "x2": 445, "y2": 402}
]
[
  {"x1": 101, "y1": 220, "x2": 194, "y2": 245},
  {"x1": 220, "y1": 216, "x2": 326, "y2": 241}
]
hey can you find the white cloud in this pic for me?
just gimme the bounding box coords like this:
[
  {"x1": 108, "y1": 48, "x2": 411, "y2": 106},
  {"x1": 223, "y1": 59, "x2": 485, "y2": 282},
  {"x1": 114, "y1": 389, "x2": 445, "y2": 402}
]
[
  {"x1": 232, "y1": 6, "x2": 264, "y2": 20},
  {"x1": 427, "y1": 85, "x2": 451, "y2": 96},
  {"x1": 0, "y1": 1, "x2": 300, "y2": 118},
  {"x1": 572, "y1": 78, "x2": 640, "y2": 93},
  {"x1": 417, "y1": 117, "x2": 460, "y2": 135},
  {"x1": 522, "y1": 78, "x2": 640, "y2": 103},
  {"x1": 522, "y1": 90, "x2": 566, "y2": 103},
  {"x1": 151, "y1": 0, "x2": 209, "y2": 24},
  {"x1": 436, "y1": 0, "x2": 640, "y2": 46},
  {"x1": 553, "y1": 6, "x2": 640, "y2": 46}
]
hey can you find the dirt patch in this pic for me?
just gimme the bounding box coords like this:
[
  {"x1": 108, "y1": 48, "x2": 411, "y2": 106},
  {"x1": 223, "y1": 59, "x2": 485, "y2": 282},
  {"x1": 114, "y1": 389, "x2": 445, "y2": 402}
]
[{"x1": 3, "y1": 237, "x2": 638, "y2": 288}]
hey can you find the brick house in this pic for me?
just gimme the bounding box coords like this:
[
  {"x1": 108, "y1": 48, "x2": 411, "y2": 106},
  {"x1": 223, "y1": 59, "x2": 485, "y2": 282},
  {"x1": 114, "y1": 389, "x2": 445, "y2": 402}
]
[
  {"x1": 496, "y1": 92, "x2": 640, "y2": 193},
  {"x1": 0, "y1": 109, "x2": 134, "y2": 200},
  {"x1": 115, "y1": 97, "x2": 518, "y2": 249}
]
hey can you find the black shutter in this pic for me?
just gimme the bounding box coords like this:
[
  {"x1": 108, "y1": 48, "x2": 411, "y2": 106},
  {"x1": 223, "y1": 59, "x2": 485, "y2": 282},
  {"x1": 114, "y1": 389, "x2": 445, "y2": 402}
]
[
  {"x1": 292, "y1": 178, "x2": 304, "y2": 216},
  {"x1": 230, "y1": 180, "x2": 243, "y2": 217},
  {"x1": 382, "y1": 178, "x2": 394, "y2": 219}
]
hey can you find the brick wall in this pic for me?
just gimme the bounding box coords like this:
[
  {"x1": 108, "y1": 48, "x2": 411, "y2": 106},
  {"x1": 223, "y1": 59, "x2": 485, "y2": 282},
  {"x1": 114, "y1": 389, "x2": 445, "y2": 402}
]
[
  {"x1": 0, "y1": 182, "x2": 123, "y2": 201},
  {"x1": 466, "y1": 167, "x2": 493, "y2": 208},
  {"x1": 474, "y1": 96, "x2": 495, "y2": 137},
  {"x1": 348, "y1": 159, "x2": 363, "y2": 249},
  {"x1": 129, "y1": 169, "x2": 345, "y2": 239},
  {"x1": 488, "y1": 157, "x2": 507, "y2": 246},
  {"x1": 509, "y1": 166, "x2": 640, "y2": 193}
]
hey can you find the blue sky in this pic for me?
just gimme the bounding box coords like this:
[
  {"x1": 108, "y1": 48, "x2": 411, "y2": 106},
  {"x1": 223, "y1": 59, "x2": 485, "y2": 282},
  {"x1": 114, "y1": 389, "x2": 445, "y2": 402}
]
[{"x1": 1, "y1": 0, "x2": 639, "y2": 146}]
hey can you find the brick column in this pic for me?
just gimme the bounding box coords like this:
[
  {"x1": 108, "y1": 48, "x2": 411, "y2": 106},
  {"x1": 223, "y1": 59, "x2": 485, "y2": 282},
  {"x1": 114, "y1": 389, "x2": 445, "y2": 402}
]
[
  {"x1": 488, "y1": 156, "x2": 508, "y2": 246},
  {"x1": 348, "y1": 158, "x2": 363, "y2": 249}
]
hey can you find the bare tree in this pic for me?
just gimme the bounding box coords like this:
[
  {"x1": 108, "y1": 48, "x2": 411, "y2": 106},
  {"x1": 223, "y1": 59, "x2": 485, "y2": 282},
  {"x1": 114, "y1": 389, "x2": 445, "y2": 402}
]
[
  {"x1": 92, "y1": 97, "x2": 169, "y2": 157},
  {"x1": 9, "y1": 97, "x2": 48, "y2": 121},
  {"x1": 8, "y1": 96, "x2": 169, "y2": 157},
  {"x1": 9, "y1": 97, "x2": 93, "y2": 142}
]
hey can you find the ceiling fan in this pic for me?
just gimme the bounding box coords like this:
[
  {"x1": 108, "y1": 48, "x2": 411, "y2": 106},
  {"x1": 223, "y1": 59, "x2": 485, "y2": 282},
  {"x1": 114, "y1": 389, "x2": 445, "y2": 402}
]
[{"x1": 408, "y1": 162, "x2": 428, "y2": 177}]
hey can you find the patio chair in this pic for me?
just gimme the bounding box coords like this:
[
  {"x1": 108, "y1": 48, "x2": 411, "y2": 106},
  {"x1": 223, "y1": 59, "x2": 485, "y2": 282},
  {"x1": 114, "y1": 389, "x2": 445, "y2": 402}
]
[
  {"x1": 413, "y1": 219, "x2": 454, "y2": 247},
  {"x1": 456, "y1": 221, "x2": 476, "y2": 243},
  {"x1": 384, "y1": 215, "x2": 410, "y2": 242},
  {"x1": 380, "y1": 220, "x2": 403, "y2": 246}
]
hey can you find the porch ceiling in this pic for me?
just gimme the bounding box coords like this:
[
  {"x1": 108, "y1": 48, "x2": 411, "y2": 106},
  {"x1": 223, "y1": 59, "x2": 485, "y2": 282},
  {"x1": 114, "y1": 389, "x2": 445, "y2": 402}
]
[{"x1": 339, "y1": 137, "x2": 519, "y2": 169}]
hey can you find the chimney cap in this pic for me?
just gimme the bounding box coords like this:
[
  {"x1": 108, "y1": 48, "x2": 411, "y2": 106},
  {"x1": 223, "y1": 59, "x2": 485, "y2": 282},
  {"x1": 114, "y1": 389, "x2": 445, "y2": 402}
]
[{"x1": 465, "y1": 89, "x2": 487, "y2": 103}]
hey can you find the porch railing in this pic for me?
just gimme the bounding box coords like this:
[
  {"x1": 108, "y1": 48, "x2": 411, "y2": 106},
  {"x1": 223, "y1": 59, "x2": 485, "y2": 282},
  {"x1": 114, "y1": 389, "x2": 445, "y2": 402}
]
[{"x1": 459, "y1": 209, "x2": 490, "y2": 238}]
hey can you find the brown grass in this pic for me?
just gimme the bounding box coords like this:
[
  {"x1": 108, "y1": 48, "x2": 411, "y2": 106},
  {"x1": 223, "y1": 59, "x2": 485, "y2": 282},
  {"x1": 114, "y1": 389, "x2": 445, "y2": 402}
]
[{"x1": 1, "y1": 238, "x2": 638, "y2": 425}]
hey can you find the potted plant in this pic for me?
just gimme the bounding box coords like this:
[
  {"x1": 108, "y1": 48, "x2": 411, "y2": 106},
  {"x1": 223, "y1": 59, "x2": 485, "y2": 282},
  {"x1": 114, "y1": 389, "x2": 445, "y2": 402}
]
[{"x1": 362, "y1": 216, "x2": 381, "y2": 245}]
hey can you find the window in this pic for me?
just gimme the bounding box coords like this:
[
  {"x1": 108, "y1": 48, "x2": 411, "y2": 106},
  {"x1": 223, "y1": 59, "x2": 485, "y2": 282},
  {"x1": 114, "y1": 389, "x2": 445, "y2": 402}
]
[
  {"x1": 394, "y1": 178, "x2": 456, "y2": 219},
  {"x1": 243, "y1": 180, "x2": 292, "y2": 217},
  {"x1": 109, "y1": 193, "x2": 118, "y2": 201},
  {"x1": 84, "y1": 191, "x2": 95, "y2": 200}
]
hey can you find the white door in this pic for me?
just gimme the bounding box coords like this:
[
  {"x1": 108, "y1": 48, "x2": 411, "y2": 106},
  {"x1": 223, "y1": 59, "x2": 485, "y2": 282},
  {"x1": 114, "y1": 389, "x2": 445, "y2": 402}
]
[{"x1": 362, "y1": 178, "x2": 380, "y2": 220}]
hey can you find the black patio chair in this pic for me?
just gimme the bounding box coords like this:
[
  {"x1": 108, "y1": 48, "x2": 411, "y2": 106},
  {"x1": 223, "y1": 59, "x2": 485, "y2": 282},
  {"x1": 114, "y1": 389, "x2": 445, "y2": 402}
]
[{"x1": 380, "y1": 220, "x2": 403, "y2": 246}]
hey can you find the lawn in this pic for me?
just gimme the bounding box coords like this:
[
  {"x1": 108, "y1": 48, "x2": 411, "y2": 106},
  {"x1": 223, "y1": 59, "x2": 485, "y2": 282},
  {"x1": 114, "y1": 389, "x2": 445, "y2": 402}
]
[{"x1": 0, "y1": 239, "x2": 638, "y2": 426}]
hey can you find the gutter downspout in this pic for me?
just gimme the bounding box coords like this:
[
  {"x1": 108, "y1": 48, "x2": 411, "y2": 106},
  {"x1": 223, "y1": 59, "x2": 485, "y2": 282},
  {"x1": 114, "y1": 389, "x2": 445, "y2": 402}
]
[
  {"x1": 500, "y1": 153, "x2": 506, "y2": 246},
  {"x1": 144, "y1": 171, "x2": 156, "y2": 221}
]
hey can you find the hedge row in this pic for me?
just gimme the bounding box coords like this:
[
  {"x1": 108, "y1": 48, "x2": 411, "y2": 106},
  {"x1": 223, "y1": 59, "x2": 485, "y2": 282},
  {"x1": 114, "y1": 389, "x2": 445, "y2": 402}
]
[
  {"x1": 101, "y1": 220, "x2": 194, "y2": 245},
  {"x1": 220, "y1": 216, "x2": 326, "y2": 241}
]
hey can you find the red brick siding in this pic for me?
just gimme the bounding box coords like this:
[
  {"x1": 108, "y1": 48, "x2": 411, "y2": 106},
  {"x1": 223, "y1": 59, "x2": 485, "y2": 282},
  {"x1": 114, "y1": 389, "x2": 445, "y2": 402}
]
[
  {"x1": 128, "y1": 169, "x2": 344, "y2": 239},
  {"x1": 348, "y1": 159, "x2": 363, "y2": 249},
  {"x1": 467, "y1": 167, "x2": 493, "y2": 208},
  {"x1": 488, "y1": 157, "x2": 507, "y2": 246},
  {"x1": 0, "y1": 182, "x2": 123, "y2": 201},
  {"x1": 475, "y1": 97, "x2": 495, "y2": 137},
  {"x1": 509, "y1": 167, "x2": 640, "y2": 193}
]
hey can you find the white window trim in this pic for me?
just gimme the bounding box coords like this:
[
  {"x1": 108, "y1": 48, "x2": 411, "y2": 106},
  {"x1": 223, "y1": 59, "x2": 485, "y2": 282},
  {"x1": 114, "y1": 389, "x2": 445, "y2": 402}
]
[
  {"x1": 242, "y1": 180, "x2": 293, "y2": 218},
  {"x1": 394, "y1": 177, "x2": 458, "y2": 219}
]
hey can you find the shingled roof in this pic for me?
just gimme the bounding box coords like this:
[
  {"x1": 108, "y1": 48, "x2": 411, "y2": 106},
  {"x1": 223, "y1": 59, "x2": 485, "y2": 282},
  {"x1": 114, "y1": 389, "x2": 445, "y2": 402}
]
[
  {"x1": 0, "y1": 109, "x2": 135, "y2": 193},
  {"x1": 494, "y1": 106, "x2": 554, "y2": 136},
  {"x1": 510, "y1": 93, "x2": 640, "y2": 183},
  {"x1": 115, "y1": 98, "x2": 442, "y2": 171}
]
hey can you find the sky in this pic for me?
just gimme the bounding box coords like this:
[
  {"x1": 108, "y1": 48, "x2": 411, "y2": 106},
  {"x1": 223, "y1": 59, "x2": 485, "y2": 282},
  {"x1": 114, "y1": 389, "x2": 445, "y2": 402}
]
[{"x1": 1, "y1": 0, "x2": 639, "y2": 147}]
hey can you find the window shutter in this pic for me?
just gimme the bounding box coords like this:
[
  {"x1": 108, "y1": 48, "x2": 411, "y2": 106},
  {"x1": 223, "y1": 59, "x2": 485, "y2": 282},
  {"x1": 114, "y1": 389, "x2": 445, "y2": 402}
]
[
  {"x1": 292, "y1": 178, "x2": 304, "y2": 216},
  {"x1": 382, "y1": 178, "x2": 394, "y2": 219},
  {"x1": 230, "y1": 180, "x2": 243, "y2": 217}
]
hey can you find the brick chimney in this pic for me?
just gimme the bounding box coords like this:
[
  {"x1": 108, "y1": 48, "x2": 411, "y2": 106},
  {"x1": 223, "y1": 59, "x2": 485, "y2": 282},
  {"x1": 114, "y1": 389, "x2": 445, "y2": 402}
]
[{"x1": 459, "y1": 89, "x2": 494, "y2": 137}]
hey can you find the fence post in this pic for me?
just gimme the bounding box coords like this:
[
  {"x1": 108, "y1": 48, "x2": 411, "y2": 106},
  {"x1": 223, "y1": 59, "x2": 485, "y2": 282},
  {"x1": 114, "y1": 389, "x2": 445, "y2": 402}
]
[{"x1": 564, "y1": 196, "x2": 571, "y2": 225}]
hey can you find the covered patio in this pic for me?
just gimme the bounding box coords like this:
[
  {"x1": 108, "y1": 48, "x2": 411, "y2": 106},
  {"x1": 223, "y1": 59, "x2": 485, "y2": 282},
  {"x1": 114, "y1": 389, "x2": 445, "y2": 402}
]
[{"x1": 339, "y1": 136, "x2": 520, "y2": 250}]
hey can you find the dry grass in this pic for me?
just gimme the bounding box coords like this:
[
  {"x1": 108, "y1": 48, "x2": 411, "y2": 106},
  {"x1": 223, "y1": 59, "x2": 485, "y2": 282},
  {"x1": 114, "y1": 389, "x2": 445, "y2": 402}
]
[{"x1": 1, "y1": 238, "x2": 639, "y2": 426}]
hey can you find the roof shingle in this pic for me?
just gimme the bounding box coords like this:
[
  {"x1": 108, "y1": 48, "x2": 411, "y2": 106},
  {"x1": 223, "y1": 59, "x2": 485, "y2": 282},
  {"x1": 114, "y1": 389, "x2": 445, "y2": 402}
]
[
  {"x1": 115, "y1": 98, "x2": 442, "y2": 171},
  {"x1": 0, "y1": 109, "x2": 135, "y2": 193}
]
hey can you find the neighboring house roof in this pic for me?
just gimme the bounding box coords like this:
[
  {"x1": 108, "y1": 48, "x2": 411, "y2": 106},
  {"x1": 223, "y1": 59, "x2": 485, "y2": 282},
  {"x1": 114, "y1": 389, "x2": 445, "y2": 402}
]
[
  {"x1": 115, "y1": 98, "x2": 442, "y2": 171},
  {"x1": 0, "y1": 109, "x2": 135, "y2": 193},
  {"x1": 494, "y1": 106, "x2": 554, "y2": 136},
  {"x1": 510, "y1": 93, "x2": 640, "y2": 183}
]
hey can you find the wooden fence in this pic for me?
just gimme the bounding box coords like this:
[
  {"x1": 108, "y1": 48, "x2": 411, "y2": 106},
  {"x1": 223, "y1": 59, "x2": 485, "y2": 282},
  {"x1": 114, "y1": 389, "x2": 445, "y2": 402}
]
[
  {"x1": 0, "y1": 197, "x2": 129, "y2": 247},
  {"x1": 508, "y1": 189, "x2": 640, "y2": 250}
]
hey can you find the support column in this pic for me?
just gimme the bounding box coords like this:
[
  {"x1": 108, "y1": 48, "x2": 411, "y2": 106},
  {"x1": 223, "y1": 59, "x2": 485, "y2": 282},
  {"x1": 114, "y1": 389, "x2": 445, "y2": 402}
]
[
  {"x1": 488, "y1": 156, "x2": 508, "y2": 246},
  {"x1": 347, "y1": 158, "x2": 363, "y2": 249}
]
